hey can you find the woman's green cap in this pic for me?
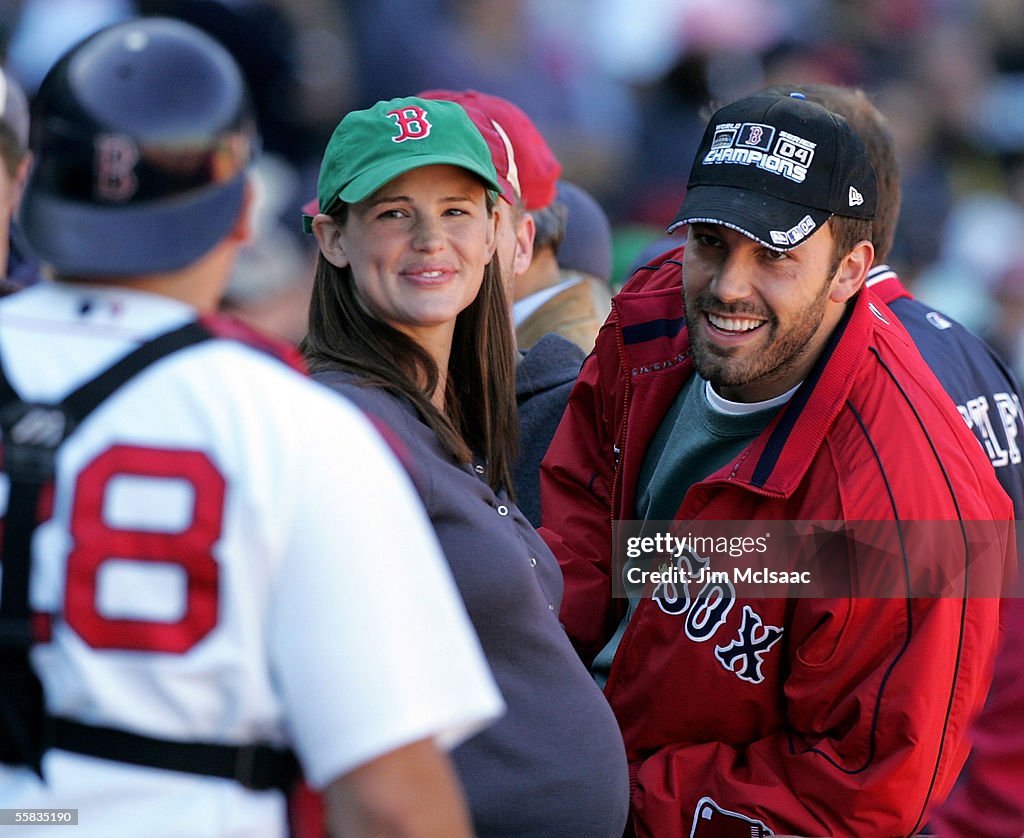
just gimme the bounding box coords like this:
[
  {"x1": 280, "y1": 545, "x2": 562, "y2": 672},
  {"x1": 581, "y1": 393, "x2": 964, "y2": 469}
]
[{"x1": 316, "y1": 96, "x2": 501, "y2": 215}]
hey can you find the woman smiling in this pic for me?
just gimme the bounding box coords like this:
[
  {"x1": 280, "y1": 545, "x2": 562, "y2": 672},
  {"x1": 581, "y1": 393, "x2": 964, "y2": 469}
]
[{"x1": 302, "y1": 97, "x2": 628, "y2": 838}]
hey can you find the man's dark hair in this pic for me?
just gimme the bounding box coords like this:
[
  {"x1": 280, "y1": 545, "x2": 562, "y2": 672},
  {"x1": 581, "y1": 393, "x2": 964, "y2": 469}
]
[
  {"x1": 829, "y1": 215, "x2": 874, "y2": 276},
  {"x1": 530, "y1": 201, "x2": 568, "y2": 255}
]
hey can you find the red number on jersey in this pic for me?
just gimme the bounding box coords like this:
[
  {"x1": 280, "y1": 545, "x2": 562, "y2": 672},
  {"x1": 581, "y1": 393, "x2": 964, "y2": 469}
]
[{"x1": 65, "y1": 444, "x2": 224, "y2": 653}]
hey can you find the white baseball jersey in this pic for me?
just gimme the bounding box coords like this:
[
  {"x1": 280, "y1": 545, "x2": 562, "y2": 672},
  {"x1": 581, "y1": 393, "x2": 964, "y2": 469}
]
[{"x1": 0, "y1": 282, "x2": 503, "y2": 837}]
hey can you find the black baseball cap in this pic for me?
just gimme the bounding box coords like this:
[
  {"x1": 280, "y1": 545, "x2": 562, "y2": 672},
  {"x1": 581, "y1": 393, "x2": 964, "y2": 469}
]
[
  {"x1": 21, "y1": 18, "x2": 257, "y2": 278},
  {"x1": 668, "y1": 91, "x2": 876, "y2": 251}
]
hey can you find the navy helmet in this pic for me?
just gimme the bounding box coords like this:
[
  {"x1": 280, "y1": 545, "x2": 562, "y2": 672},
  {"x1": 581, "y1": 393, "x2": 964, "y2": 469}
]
[{"x1": 20, "y1": 17, "x2": 259, "y2": 277}]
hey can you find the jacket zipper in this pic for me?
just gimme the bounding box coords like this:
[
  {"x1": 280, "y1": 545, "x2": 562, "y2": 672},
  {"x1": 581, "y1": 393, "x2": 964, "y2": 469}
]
[{"x1": 609, "y1": 297, "x2": 630, "y2": 527}]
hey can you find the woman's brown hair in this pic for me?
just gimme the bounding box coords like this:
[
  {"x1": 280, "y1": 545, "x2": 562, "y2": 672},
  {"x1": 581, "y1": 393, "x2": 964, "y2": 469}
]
[{"x1": 300, "y1": 196, "x2": 519, "y2": 498}]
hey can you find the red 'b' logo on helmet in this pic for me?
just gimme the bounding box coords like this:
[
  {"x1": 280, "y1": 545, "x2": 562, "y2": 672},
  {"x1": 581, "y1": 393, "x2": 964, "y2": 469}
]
[
  {"x1": 94, "y1": 134, "x2": 140, "y2": 202},
  {"x1": 387, "y1": 106, "x2": 432, "y2": 142}
]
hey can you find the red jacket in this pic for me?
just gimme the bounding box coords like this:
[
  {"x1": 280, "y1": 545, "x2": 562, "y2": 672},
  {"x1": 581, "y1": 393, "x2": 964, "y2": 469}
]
[
  {"x1": 864, "y1": 268, "x2": 1024, "y2": 838},
  {"x1": 540, "y1": 246, "x2": 1014, "y2": 838}
]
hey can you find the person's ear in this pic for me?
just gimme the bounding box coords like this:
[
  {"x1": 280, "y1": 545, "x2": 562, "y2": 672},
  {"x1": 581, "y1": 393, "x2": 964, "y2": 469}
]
[
  {"x1": 312, "y1": 214, "x2": 350, "y2": 269},
  {"x1": 227, "y1": 180, "x2": 254, "y2": 243},
  {"x1": 830, "y1": 239, "x2": 873, "y2": 303},
  {"x1": 11, "y1": 152, "x2": 32, "y2": 209},
  {"x1": 512, "y1": 212, "x2": 535, "y2": 277},
  {"x1": 485, "y1": 204, "x2": 499, "y2": 262}
]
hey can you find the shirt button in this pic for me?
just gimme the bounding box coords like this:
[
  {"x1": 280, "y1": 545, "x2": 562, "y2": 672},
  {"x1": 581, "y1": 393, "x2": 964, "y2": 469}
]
[
  {"x1": 474, "y1": 464, "x2": 485, "y2": 474},
  {"x1": 496, "y1": 504, "x2": 509, "y2": 516},
  {"x1": 529, "y1": 556, "x2": 537, "y2": 567},
  {"x1": 548, "y1": 604, "x2": 555, "y2": 611}
]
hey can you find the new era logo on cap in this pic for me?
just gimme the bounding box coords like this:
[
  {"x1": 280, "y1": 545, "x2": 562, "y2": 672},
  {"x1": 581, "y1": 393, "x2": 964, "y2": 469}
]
[{"x1": 668, "y1": 91, "x2": 877, "y2": 251}]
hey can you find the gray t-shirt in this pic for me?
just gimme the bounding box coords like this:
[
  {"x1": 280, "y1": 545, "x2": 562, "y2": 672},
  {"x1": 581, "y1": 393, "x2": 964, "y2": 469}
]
[
  {"x1": 592, "y1": 373, "x2": 790, "y2": 687},
  {"x1": 315, "y1": 370, "x2": 629, "y2": 838}
]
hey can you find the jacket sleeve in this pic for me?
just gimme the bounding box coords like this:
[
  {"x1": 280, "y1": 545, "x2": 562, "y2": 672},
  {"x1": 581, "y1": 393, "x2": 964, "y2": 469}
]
[
  {"x1": 631, "y1": 593, "x2": 1004, "y2": 838},
  {"x1": 539, "y1": 333, "x2": 623, "y2": 667},
  {"x1": 926, "y1": 596, "x2": 1024, "y2": 838}
]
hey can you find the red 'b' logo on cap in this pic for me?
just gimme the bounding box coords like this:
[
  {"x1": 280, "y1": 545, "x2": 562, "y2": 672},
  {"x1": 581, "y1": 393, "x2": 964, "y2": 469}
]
[
  {"x1": 95, "y1": 134, "x2": 139, "y2": 201},
  {"x1": 387, "y1": 106, "x2": 432, "y2": 142}
]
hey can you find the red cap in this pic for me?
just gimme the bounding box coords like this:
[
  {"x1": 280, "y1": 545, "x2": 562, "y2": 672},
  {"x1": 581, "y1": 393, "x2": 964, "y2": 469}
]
[
  {"x1": 451, "y1": 102, "x2": 517, "y2": 205},
  {"x1": 417, "y1": 88, "x2": 561, "y2": 211},
  {"x1": 301, "y1": 197, "x2": 318, "y2": 233}
]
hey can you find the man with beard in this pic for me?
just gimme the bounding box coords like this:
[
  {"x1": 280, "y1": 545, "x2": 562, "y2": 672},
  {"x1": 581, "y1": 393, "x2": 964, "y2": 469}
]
[{"x1": 539, "y1": 90, "x2": 1015, "y2": 837}]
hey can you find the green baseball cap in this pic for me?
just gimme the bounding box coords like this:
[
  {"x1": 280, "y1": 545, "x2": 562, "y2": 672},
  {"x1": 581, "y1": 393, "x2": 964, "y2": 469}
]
[{"x1": 315, "y1": 95, "x2": 501, "y2": 217}]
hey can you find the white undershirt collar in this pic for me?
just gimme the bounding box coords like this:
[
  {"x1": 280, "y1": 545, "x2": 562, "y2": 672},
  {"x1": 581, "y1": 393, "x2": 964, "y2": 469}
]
[
  {"x1": 704, "y1": 378, "x2": 802, "y2": 416},
  {"x1": 512, "y1": 276, "x2": 582, "y2": 327}
]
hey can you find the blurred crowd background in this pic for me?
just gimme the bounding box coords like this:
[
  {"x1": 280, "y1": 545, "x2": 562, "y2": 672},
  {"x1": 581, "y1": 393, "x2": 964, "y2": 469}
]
[{"x1": 5, "y1": 0, "x2": 1024, "y2": 373}]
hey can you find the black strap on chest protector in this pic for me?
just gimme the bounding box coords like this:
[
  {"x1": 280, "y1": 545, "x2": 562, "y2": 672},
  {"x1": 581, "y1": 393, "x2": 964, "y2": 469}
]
[{"x1": 0, "y1": 321, "x2": 298, "y2": 791}]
